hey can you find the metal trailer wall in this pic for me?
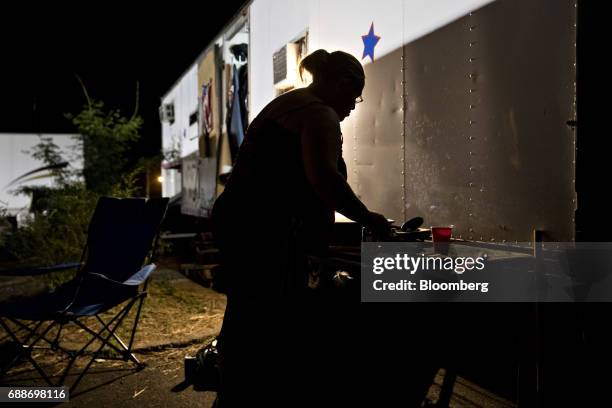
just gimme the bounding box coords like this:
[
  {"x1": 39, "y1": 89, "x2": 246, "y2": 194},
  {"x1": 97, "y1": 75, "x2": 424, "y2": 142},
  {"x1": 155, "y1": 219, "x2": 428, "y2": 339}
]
[
  {"x1": 164, "y1": 0, "x2": 576, "y2": 241},
  {"x1": 250, "y1": 0, "x2": 576, "y2": 242},
  {"x1": 400, "y1": 0, "x2": 576, "y2": 242},
  {"x1": 249, "y1": 0, "x2": 495, "y2": 122},
  {"x1": 196, "y1": 48, "x2": 220, "y2": 214},
  {"x1": 160, "y1": 65, "x2": 204, "y2": 216},
  {"x1": 160, "y1": 65, "x2": 199, "y2": 201},
  {"x1": 161, "y1": 65, "x2": 199, "y2": 159}
]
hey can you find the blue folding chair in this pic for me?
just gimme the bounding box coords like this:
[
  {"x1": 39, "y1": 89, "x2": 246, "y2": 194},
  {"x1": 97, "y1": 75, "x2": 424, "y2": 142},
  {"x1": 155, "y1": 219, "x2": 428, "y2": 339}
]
[{"x1": 0, "y1": 196, "x2": 169, "y2": 392}]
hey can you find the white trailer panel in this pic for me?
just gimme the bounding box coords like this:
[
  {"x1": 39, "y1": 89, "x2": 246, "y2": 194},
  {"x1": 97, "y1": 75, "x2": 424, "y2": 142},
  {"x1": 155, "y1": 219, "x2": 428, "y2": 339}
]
[{"x1": 0, "y1": 133, "x2": 82, "y2": 214}]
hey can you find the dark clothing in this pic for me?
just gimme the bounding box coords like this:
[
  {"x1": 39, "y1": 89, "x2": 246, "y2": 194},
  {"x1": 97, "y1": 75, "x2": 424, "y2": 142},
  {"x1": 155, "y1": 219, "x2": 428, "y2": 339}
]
[
  {"x1": 214, "y1": 89, "x2": 339, "y2": 300},
  {"x1": 212, "y1": 89, "x2": 348, "y2": 405},
  {"x1": 212, "y1": 88, "x2": 437, "y2": 407}
]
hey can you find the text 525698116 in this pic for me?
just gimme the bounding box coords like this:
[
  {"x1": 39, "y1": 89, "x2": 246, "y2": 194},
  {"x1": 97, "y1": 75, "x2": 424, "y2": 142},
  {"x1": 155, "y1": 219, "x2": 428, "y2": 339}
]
[{"x1": 1, "y1": 387, "x2": 69, "y2": 402}]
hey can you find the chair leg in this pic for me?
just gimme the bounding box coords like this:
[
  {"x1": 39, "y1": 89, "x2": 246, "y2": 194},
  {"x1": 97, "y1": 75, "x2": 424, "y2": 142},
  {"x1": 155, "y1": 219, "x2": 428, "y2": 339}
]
[
  {"x1": 69, "y1": 298, "x2": 137, "y2": 393},
  {"x1": 1, "y1": 316, "x2": 56, "y2": 386},
  {"x1": 57, "y1": 322, "x2": 109, "y2": 386},
  {"x1": 72, "y1": 319, "x2": 130, "y2": 361},
  {"x1": 4, "y1": 318, "x2": 72, "y2": 356},
  {"x1": 7, "y1": 318, "x2": 58, "y2": 352},
  {"x1": 126, "y1": 293, "x2": 147, "y2": 363},
  {"x1": 2, "y1": 293, "x2": 147, "y2": 392},
  {"x1": 94, "y1": 315, "x2": 140, "y2": 365},
  {"x1": 0, "y1": 317, "x2": 22, "y2": 346},
  {"x1": 13, "y1": 321, "x2": 44, "y2": 344},
  {"x1": 51, "y1": 323, "x2": 64, "y2": 350},
  {"x1": 58, "y1": 304, "x2": 134, "y2": 387},
  {"x1": 0, "y1": 318, "x2": 23, "y2": 375}
]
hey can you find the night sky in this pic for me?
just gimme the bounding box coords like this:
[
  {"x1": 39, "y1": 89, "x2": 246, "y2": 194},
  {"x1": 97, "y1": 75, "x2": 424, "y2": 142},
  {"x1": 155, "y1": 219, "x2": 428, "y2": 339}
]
[{"x1": 0, "y1": 2, "x2": 247, "y2": 158}]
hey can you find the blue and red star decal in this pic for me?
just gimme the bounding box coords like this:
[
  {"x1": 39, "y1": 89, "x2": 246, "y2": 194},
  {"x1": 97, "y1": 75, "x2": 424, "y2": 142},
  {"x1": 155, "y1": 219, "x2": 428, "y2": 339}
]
[{"x1": 362, "y1": 22, "x2": 381, "y2": 61}]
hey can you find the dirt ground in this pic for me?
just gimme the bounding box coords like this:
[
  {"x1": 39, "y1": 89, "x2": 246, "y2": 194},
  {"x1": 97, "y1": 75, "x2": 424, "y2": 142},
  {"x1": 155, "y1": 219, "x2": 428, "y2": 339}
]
[
  {"x1": 0, "y1": 258, "x2": 226, "y2": 407},
  {"x1": 0, "y1": 259, "x2": 515, "y2": 407}
]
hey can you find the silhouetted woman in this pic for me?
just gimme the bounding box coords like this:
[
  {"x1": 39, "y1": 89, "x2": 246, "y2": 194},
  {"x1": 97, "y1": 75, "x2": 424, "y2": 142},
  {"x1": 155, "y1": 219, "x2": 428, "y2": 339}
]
[{"x1": 212, "y1": 49, "x2": 390, "y2": 406}]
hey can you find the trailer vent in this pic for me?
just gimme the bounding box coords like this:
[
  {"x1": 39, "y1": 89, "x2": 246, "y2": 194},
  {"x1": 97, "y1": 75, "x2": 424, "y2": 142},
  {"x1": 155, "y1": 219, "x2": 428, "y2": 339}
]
[
  {"x1": 159, "y1": 103, "x2": 175, "y2": 124},
  {"x1": 273, "y1": 43, "x2": 299, "y2": 88},
  {"x1": 189, "y1": 110, "x2": 198, "y2": 126}
]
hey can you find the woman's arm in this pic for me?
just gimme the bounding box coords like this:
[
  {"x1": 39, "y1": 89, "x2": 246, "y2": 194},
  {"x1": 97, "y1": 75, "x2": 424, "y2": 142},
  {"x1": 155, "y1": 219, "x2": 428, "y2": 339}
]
[{"x1": 299, "y1": 106, "x2": 389, "y2": 233}]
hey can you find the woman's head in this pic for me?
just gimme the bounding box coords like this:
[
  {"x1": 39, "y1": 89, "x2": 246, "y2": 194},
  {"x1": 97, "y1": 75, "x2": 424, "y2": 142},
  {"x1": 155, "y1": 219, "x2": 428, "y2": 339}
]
[{"x1": 299, "y1": 49, "x2": 365, "y2": 120}]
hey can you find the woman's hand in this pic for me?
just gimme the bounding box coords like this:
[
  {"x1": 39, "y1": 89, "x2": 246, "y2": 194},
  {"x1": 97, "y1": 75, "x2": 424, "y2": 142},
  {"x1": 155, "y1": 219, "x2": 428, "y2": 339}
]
[{"x1": 365, "y1": 211, "x2": 393, "y2": 239}]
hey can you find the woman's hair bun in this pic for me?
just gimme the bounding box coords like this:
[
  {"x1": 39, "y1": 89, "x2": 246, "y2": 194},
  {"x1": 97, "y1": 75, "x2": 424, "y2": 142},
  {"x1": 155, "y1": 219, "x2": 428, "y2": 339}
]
[
  {"x1": 299, "y1": 49, "x2": 331, "y2": 82},
  {"x1": 299, "y1": 49, "x2": 365, "y2": 87}
]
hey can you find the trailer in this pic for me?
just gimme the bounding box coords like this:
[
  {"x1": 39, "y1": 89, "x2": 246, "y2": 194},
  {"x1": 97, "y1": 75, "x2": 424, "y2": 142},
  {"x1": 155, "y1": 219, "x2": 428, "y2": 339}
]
[
  {"x1": 158, "y1": 2, "x2": 609, "y2": 403},
  {"x1": 159, "y1": 0, "x2": 600, "y2": 243}
]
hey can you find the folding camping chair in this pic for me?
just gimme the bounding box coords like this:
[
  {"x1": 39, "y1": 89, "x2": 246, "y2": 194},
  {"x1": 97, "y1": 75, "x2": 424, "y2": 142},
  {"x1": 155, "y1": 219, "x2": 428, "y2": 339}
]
[{"x1": 0, "y1": 196, "x2": 169, "y2": 392}]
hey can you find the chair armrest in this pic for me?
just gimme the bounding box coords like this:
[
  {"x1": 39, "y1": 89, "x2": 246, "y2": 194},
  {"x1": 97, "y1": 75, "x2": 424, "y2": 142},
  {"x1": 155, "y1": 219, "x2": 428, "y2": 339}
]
[
  {"x1": 85, "y1": 264, "x2": 156, "y2": 287},
  {"x1": 0, "y1": 262, "x2": 82, "y2": 276},
  {"x1": 123, "y1": 264, "x2": 156, "y2": 286}
]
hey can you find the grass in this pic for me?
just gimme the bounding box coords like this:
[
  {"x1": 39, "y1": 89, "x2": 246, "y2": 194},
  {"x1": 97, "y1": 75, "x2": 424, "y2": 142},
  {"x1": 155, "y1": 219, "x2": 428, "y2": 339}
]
[{"x1": 0, "y1": 266, "x2": 226, "y2": 368}]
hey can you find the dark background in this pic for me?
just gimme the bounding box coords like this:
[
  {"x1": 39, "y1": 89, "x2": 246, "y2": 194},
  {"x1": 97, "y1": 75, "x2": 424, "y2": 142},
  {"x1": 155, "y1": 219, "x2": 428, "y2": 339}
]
[{"x1": 0, "y1": 2, "x2": 247, "y2": 158}]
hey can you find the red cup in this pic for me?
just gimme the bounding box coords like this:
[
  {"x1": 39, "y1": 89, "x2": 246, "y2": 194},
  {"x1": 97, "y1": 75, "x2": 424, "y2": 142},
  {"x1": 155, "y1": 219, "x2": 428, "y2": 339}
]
[
  {"x1": 431, "y1": 226, "x2": 453, "y2": 242},
  {"x1": 431, "y1": 226, "x2": 453, "y2": 254}
]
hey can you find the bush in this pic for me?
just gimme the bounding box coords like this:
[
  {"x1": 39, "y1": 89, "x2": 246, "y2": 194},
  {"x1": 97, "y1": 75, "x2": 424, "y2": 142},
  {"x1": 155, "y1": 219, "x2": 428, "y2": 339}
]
[
  {"x1": 5, "y1": 184, "x2": 97, "y2": 267},
  {"x1": 0, "y1": 88, "x2": 156, "y2": 288}
]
